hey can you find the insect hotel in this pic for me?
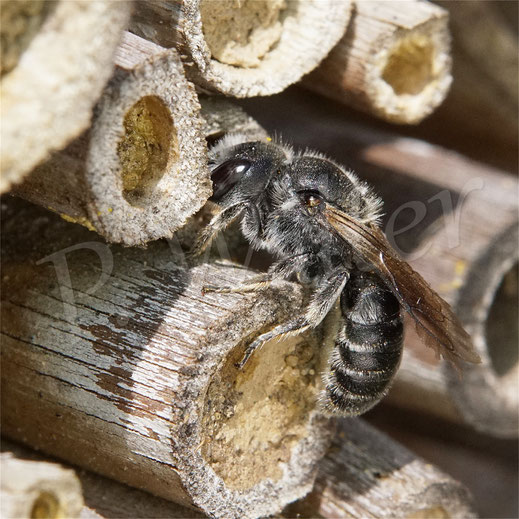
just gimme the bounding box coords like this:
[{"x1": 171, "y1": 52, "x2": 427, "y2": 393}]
[{"x1": 1, "y1": 1, "x2": 517, "y2": 518}]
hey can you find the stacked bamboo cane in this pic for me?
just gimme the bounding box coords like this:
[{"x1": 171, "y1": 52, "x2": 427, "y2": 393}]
[{"x1": 2, "y1": 1, "x2": 514, "y2": 517}]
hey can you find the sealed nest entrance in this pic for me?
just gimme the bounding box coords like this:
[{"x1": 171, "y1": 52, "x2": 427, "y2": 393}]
[
  {"x1": 200, "y1": 0, "x2": 287, "y2": 67},
  {"x1": 118, "y1": 96, "x2": 178, "y2": 207},
  {"x1": 201, "y1": 331, "x2": 320, "y2": 490},
  {"x1": 486, "y1": 263, "x2": 518, "y2": 386},
  {"x1": 382, "y1": 34, "x2": 435, "y2": 96}
]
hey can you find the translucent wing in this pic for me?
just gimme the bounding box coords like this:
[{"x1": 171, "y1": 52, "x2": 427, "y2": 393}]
[{"x1": 325, "y1": 206, "x2": 481, "y2": 368}]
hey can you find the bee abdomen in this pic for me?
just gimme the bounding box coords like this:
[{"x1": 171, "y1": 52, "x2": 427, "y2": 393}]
[{"x1": 324, "y1": 276, "x2": 404, "y2": 416}]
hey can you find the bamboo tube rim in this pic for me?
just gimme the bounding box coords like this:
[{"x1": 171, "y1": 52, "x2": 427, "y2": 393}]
[
  {"x1": 363, "y1": 11, "x2": 452, "y2": 123},
  {"x1": 445, "y1": 223, "x2": 519, "y2": 437},
  {"x1": 85, "y1": 50, "x2": 209, "y2": 245},
  {"x1": 183, "y1": 0, "x2": 352, "y2": 96}
]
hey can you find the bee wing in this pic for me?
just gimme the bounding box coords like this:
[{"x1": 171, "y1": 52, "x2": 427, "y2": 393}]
[{"x1": 325, "y1": 206, "x2": 481, "y2": 368}]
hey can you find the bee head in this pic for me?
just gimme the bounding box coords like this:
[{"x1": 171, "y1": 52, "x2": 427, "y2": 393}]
[{"x1": 208, "y1": 135, "x2": 287, "y2": 202}]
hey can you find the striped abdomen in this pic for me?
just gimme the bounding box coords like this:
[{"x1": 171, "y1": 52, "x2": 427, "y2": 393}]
[{"x1": 324, "y1": 272, "x2": 404, "y2": 416}]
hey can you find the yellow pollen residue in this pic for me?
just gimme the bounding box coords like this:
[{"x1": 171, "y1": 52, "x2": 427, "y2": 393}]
[
  {"x1": 59, "y1": 214, "x2": 96, "y2": 232},
  {"x1": 438, "y1": 260, "x2": 467, "y2": 292}
]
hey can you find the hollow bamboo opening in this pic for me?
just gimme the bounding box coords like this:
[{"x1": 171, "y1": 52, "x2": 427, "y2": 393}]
[
  {"x1": 201, "y1": 331, "x2": 320, "y2": 490},
  {"x1": 381, "y1": 34, "x2": 435, "y2": 96},
  {"x1": 117, "y1": 95, "x2": 178, "y2": 207},
  {"x1": 200, "y1": 0, "x2": 287, "y2": 67},
  {"x1": 486, "y1": 263, "x2": 518, "y2": 388},
  {"x1": 30, "y1": 491, "x2": 61, "y2": 519},
  {"x1": 0, "y1": 0, "x2": 55, "y2": 77}
]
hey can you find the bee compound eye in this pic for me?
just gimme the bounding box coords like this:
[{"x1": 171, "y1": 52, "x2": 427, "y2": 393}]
[{"x1": 210, "y1": 158, "x2": 251, "y2": 200}]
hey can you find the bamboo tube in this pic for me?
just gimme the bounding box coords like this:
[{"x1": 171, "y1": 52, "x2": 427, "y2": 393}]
[
  {"x1": 304, "y1": 0, "x2": 452, "y2": 124},
  {"x1": 1, "y1": 418, "x2": 476, "y2": 519},
  {"x1": 367, "y1": 140, "x2": 519, "y2": 438},
  {"x1": 1, "y1": 438, "x2": 203, "y2": 519},
  {"x1": 129, "y1": 0, "x2": 352, "y2": 97},
  {"x1": 0, "y1": 1, "x2": 131, "y2": 193},
  {"x1": 424, "y1": 0, "x2": 518, "y2": 172},
  {"x1": 12, "y1": 32, "x2": 211, "y2": 246},
  {"x1": 0, "y1": 198, "x2": 332, "y2": 519},
  {"x1": 200, "y1": 96, "x2": 269, "y2": 144},
  {"x1": 283, "y1": 419, "x2": 476, "y2": 518},
  {"x1": 0, "y1": 452, "x2": 84, "y2": 519},
  {"x1": 237, "y1": 89, "x2": 519, "y2": 437}
]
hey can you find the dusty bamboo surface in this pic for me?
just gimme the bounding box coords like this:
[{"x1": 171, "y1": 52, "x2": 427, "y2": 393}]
[
  {"x1": 0, "y1": 1, "x2": 131, "y2": 193},
  {"x1": 238, "y1": 89, "x2": 518, "y2": 437},
  {"x1": 12, "y1": 32, "x2": 210, "y2": 246},
  {"x1": 0, "y1": 451, "x2": 84, "y2": 519},
  {"x1": 283, "y1": 418, "x2": 476, "y2": 519},
  {"x1": 200, "y1": 96, "x2": 269, "y2": 144},
  {"x1": 304, "y1": 0, "x2": 452, "y2": 124},
  {"x1": 130, "y1": 0, "x2": 352, "y2": 97},
  {"x1": 0, "y1": 198, "x2": 331, "y2": 519}
]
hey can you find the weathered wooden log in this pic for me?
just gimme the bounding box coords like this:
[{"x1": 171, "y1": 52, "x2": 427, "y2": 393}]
[
  {"x1": 238, "y1": 89, "x2": 519, "y2": 437},
  {"x1": 283, "y1": 418, "x2": 476, "y2": 518},
  {"x1": 304, "y1": 0, "x2": 452, "y2": 124},
  {"x1": 1, "y1": 416, "x2": 476, "y2": 519},
  {"x1": 0, "y1": 0, "x2": 131, "y2": 193},
  {"x1": 12, "y1": 31, "x2": 210, "y2": 246},
  {"x1": 434, "y1": 0, "x2": 518, "y2": 165},
  {"x1": 129, "y1": 0, "x2": 352, "y2": 97},
  {"x1": 0, "y1": 198, "x2": 331, "y2": 519},
  {"x1": 0, "y1": 451, "x2": 84, "y2": 519}
]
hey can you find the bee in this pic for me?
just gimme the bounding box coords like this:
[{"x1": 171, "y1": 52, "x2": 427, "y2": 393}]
[{"x1": 193, "y1": 134, "x2": 481, "y2": 415}]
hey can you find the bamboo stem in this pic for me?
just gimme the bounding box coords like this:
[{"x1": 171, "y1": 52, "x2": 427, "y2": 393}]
[
  {"x1": 1, "y1": 198, "x2": 331, "y2": 519},
  {"x1": 0, "y1": 0, "x2": 131, "y2": 192},
  {"x1": 304, "y1": 0, "x2": 452, "y2": 124},
  {"x1": 130, "y1": 0, "x2": 352, "y2": 97},
  {"x1": 13, "y1": 32, "x2": 211, "y2": 246},
  {"x1": 283, "y1": 418, "x2": 476, "y2": 518}
]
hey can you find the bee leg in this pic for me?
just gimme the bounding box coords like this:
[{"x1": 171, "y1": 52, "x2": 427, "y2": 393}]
[
  {"x1": 237, "y1": 316, "x2": 311, "y2": 369},
  {"x1": 236, "y1": 270, "x2": 348, "y2": 369},
  {"x1": 202, "y1": 274, "x2": 272, "y2": 294},
  {"x1": 190, "y1": 203, "x2": 244, "y2": 257},
  {"x1": 305, "y1": 270, "x2": 349, "y2": 326},
  {"x1": 202, "y1": 253, "x2": 315, "y2": 294}
]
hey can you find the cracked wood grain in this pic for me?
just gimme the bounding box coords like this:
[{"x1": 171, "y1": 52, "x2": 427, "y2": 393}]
[{"x1": 0, "y1": 198, "x2": 331, "y2": 519}]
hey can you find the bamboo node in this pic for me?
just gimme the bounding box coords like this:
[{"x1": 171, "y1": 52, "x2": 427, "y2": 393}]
[{"x1": 117, "y1": 95, "x2": 179, "y2": 207}]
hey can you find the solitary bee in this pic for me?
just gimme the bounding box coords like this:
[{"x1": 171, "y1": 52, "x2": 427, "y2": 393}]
[{"x1": 193, "y1": 135, "x2": 480, "y2": 415}]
